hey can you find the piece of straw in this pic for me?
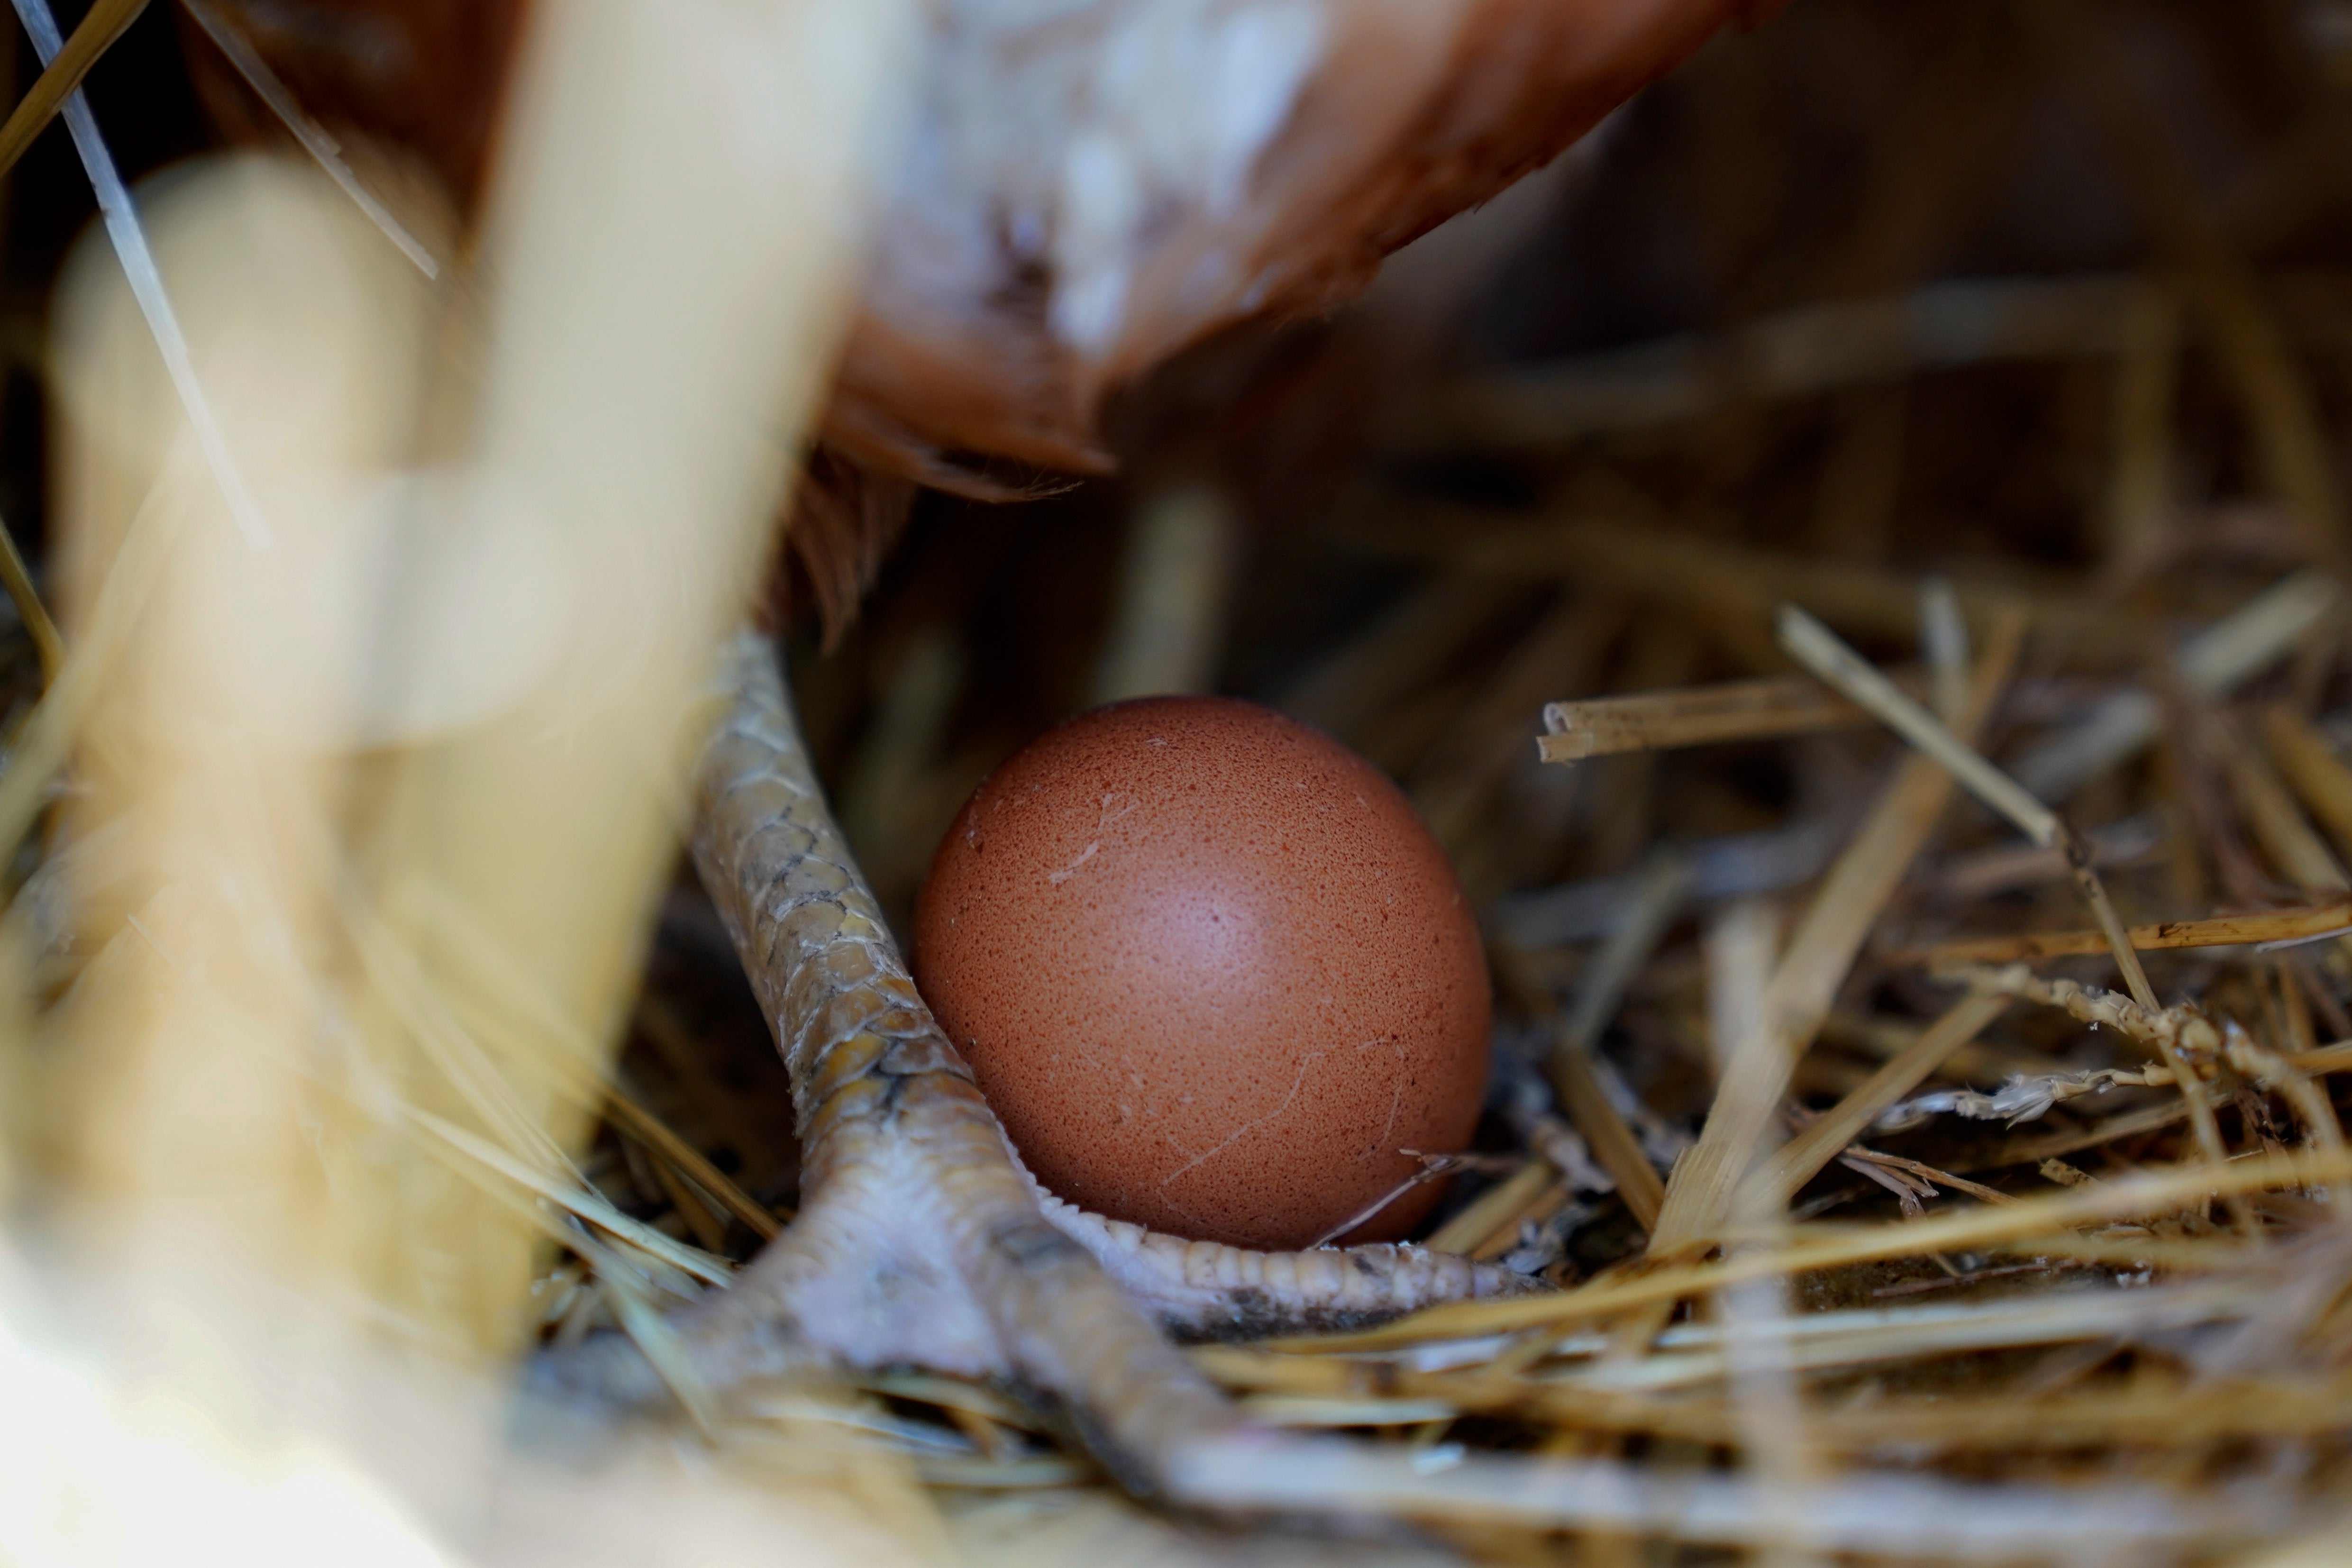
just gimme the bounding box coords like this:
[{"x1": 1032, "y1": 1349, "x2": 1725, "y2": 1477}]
[
  {"x1": 2011, "y1": 569, "x2": 2337, "y2": 798},
  {"x1": 1649, "y1": 610, "x2": 2025, "y2": 1250},
  {"x1": 1299, "y1": 1146, "x2": 2352, "y2": 1352},
  {"x1": 641, "y1": 1140, "x2": 729, "y2": 1252},
  {"x1": 2258, "y1": 703, "x2": 2352, "y2": 866},
  {"x1": 1702, "y1": 896, "x2": 1778, "y2": 1082},
  {"x1": 2217, "y1": 719, "x2": 2350, "y2": 894},
  {"x1": 1536, "y1": 673, "x2": 1881, "y2": 764},
  {"x1": 1777, "y1": 604, "x2": 2057, "y2": 846},
  {"x1": 0, "y1": 512, "x2": 59, "y2": 685},
  {"x1": 1541, "y1": 851, "x2": 1683, "y2": 1228},
  {"x1": 1890, "y1": 897, "x2": 2352, "y2": 966},
  {"x1": 13, "y1": 0, "x2": 271, "y2": 547},
  {"x1": 351, "y1": 885, "x2": 782, "y2": 1243},
  {"x1": 602, "y1": 1084, "x2": 782, "y2": 1242},
  {"x1": 2100, "y1": 280, "x2": 2181, "y2": 566},
  {"x1": 1413, "y1": 274, "x2": 2144, "y2": 449},
  {"x1": 1919, "y1": 577, "x2": 1969, "y2": 722},
  {"x1": 1740, "y1": 991, "x2": 2010, "y2": 1214},
  {"x1": 1776, "y1": 603, "x2": 2246, "y2": 1223},
  {"x1": 1089, "y1": 484, "x2": 1236, "y2": 704},
  {"x1": 1470, "y1": 1181, "x2": 1571, "y2": 1264},
  {"x1": 0, "y1": 0, "x2": 143, "y2": 183},
  {"x1": 0, "y1": 429, "x2": 191, "y2": 863},
  {"x1": 2212, "y1": 713, "x2": 2352, "y2": 979},
  {"x1": 1425, "y1": 1161, "x2": 1553, "y2": 1256},
  {"x1": 1437, "y1": 512, "x2": 2077, "y2": 653},
  {"x1": 403, "y1": 1103, "x2": 733, "y2": 1287},
  {"x1": 175, "y1": 0, "x2": 441, "y2": 278}
]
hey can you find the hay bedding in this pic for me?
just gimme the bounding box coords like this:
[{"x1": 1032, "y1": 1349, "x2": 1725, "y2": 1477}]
[{"x1": 4, "y1": 0, "x2": 2352, "y2": 1563}]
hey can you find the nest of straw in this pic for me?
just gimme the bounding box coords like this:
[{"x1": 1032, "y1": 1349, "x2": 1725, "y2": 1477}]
[
  {"x1": 11, "y1": 0, "x2": 2352, "y2": 1563},
  {"x1": 643, "y1": 2, "x2": 2352, "y2": 1555}
]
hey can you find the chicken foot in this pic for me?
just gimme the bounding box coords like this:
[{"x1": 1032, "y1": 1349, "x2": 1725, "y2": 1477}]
[{"x1": 536, "y1": 631, "x2": 1532, "y2": 1496}]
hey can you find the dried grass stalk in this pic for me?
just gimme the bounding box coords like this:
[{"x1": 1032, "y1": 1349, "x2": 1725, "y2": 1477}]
[
  {"x1": 1650, "y1": 613, "x2": 2025, "y2": 1249},
  {"x1": 1895, "y1": 899, "x2": 2352, "y2": 965},
  {"x1": 1536, "y1": 672, "x2": 1896, "y2": 764}
]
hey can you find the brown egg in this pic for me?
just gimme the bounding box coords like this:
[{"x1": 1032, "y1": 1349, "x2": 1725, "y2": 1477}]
[{"x1": 912, "y1": 696, "x2": 1488, "y2": 1251}]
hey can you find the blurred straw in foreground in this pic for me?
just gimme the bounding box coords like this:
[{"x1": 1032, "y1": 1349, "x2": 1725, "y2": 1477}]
[{"x1": 2, "y1": 0, "x2": 937, "y2": 1560}]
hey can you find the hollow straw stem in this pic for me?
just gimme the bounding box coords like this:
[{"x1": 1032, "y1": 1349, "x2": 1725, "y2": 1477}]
[
  {"x1": 1775, "y1": 602, "x2": 2252, "y2": 1230},
  {"x1": 0, "y1": 0, "x2": 142, "y2": 183},
  {"x1": 601, "y1": 1086, "x2": 780, "y2": 1242},
  {"x1": 2214, "y1": 713, "x2": 2352, "y2": 972},
  {"x1": 1541, "y1": 851, "x2": 1683, "y2": 1228},
  {"x1": 1775, "y1": 603, "x2": 2057, "y2": 846},
  {"x1": 1424, "y1": 1160, "x2": 1553, "y2": 1255},
  {"x1": 11, "y1": 0, "x2": 271, "y2": 548},
  {"x1": 2010, "y1": 568, "x2": 2337, "y2": 799},
  {"x1": 1290, "y1": 1144, "x2": 2352, "y2": 1354},
  {"x1": 1919, "y1": 577, "x2": 1969, "y2": 722},
  {"x1": 2262, "y1": 703, "x2": 2352, "y2": 863},
  {"x1": 1741, "y1": 990, "x2": 2011, "y2": 1214},
  {"x1": 0, "y1": 513, "x2": 58, "y2": 684},
  {"x1": 1891, "y1": 898, "x2": 2352, "y2": 966},
  {"x1": 1535, "y1": 673, "x2": 1893, "y2": 764},
  {"x1": 1648, "y1": 612, "x2": 2026, "y2": 1251},
  {"x1": 2060, "y1": 826, "x2": 2161, "y2": 1011},
  {"x1": 0, "y1": 441, "x2": 192, "y2": 864},
  {"x1": 175, "y1": 0, "x2": 439, "y2": 277}
]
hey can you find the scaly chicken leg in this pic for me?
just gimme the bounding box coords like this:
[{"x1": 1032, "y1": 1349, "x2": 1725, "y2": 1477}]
[{"x1": 541, "y1": 631, "x2": 1530, "y2": 1494}]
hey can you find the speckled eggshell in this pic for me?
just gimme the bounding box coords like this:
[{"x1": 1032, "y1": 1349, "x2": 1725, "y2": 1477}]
[{"x1": 911, "y1": 695, "x2": 1489, "y2": 1251}]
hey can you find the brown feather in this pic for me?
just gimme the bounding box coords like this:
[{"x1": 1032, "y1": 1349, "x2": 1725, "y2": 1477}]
[
  {"x1": 767, "y1": 447, "x2": 916, "y2": 651},
  {"x1": 185, "y1": 0, "x2": 1757, "y2": 644}
]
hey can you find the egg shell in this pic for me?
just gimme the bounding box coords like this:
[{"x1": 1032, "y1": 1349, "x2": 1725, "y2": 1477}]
[{"x1": 911, "y1": 695, "x2": 1489, "y2": 1251}]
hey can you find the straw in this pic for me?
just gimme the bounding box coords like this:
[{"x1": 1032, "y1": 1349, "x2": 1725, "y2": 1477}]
[{"x1": 1649, "y1": 611, "x2": 2025, "y2": 1249}]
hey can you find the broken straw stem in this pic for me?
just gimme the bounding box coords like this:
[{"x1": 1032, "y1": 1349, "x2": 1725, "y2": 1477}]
[
  {"x1": 2060, "y1": 825, "x2": 2163, "y2": 1012},
  {"x1": 176, "y1": 0, "x2": 442, "y2": 278},
  {"x1": 11, "y1": 0, "x2": 272, "y2": 548},
  {"x1": 1306, "y1": 1151, "x2": 1508, "y2": 1249},
  {"x1": 1920, "y1": 576, "x2": 1970, "y2": 723},
  {"x1": 1776, "y1": 602, "x2": 2250, "y2": 1228},
  {"x1": 1773, "y1": 604, "x2": 2162, "y2": 1001},
  {"x1": 1891, "y1": 897, "x2": 2352, "y2": 966},
  {"x1": 1775, "y1": 604, "x2": 2056, "y2": 846},
  {"x1": 0, "y1": 513, "x2": 59, "y2": 684},
  {"x1": 1540, "y1": 850, "x2": 1683, "y2": 1228},
  {"x1": 0, "y1": 0, "x2": 142, "y2": 182},
  {"x1": 1537, "y1": 674, "x2": 1880, "y2": 764},
  {"x1": 1743, "y1": 990, "x2": 2011, "y2": 1212}
]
